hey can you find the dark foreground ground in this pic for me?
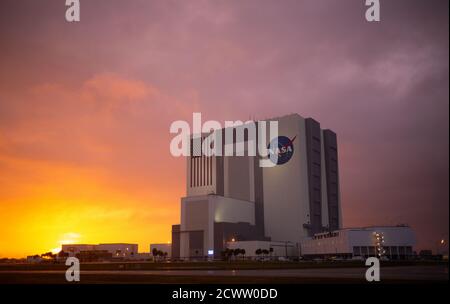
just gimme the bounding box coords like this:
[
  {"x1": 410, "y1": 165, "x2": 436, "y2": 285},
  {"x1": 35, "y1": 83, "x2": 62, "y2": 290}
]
[{"x1": 0, "y1": 261, "x2": 448, "y2": 284}]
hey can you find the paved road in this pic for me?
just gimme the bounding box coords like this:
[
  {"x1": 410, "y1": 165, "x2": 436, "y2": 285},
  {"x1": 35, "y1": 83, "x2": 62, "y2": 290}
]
[{"x1": 1, "y1": 265, "x2": 448, "y2": 283}]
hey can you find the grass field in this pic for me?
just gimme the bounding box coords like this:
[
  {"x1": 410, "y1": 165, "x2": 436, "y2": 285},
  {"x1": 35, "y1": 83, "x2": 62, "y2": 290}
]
[
  {"x1": 0, "y1": 260, "x2": 446, "y2": 271},
  {"x1": 0, "y1": 260, "x2": 448, "y2": 284}
]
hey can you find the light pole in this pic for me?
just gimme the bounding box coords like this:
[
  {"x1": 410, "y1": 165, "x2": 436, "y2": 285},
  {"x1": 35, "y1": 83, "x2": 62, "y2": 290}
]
[
  {"x1": 437, "y1": 239, "x2": 446, "y2": 256},
  {"x1": 373, "y1": 232, "x2": 385, "y2": 258}
]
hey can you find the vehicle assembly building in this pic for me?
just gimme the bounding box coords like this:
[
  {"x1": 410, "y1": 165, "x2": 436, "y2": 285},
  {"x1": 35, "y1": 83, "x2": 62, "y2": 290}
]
[
  {"x1": 170, "y1": 113, "x2": 415, "y2": 260},
  {"x1": 171, "y1": 113, "x2": 342, "y2": 259}
]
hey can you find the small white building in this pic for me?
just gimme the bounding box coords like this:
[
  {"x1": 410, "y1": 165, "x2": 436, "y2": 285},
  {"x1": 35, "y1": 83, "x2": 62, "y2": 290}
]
[
  {"x1": 61, "y1": 244, "x2": 96, "y2": 256},
  {"x1": 61, "y1": 243, "x2": 138, "y2": 258},
  {"x1": 300, "y1": 226, "x2": 415, "y2": 259}
]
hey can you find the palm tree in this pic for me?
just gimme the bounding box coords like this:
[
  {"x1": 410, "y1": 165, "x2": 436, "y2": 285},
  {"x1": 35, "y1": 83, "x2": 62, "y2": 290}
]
[
  {"x1": 58, "y1": 250, "x2": 69, "y2": 258},
  {"x1": 41, "y1": 252, "x2": 56, "y2": 260},
  {"x1": 234, "y1": 248, "x2": 243, "y2": 257},
  {"x1": 151, "y1": 248, "x2": 158, "y2": 262},
  {"x1": 220, "y1": 250, "x2": 227, "y2": 261},
  {"x1": 255, "y1": 248, "x2": 262, "y2": 260}
]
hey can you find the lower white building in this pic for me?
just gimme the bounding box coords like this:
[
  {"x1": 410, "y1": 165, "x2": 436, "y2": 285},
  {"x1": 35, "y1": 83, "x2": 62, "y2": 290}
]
[
  {"x1": 300, "y1": 226, "x2": 415, "y2": 259},
  {"x1": 96, "y1": 243, "x2": 138, "y2": 258},
  {"x1": 61, "y1": 243, "x2": 138, "y2": 258},
  {"x1": 61, "y1": 244, "x2": 96, "y2": 256}
]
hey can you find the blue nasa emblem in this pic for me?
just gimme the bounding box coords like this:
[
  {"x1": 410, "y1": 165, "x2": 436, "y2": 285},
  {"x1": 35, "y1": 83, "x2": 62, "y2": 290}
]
[{"x1": 267, "y1": 136, "x2": 296, "y2": 165}]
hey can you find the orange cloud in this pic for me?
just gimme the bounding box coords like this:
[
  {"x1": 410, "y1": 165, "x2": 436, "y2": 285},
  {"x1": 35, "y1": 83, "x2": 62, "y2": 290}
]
[{"x1": 0, "y1": 74, "x2": 186, "y2": 258}]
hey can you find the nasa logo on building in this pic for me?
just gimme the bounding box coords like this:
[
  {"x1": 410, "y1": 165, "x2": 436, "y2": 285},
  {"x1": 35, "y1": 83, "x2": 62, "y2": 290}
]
[{"x1": 267, "y1": 136, "x2": 296, "y2": 165}]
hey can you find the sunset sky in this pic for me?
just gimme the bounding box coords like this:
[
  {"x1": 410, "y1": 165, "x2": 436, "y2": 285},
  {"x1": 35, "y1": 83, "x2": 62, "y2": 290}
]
[{"x1": 0, "y1": 0, "x2": 448, "y2": 258}]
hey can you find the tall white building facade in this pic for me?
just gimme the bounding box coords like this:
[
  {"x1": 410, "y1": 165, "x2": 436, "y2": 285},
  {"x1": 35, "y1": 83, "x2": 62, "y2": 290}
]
[{"x1": 172, "y1": 113, "x2": 342, "y2": 259}]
